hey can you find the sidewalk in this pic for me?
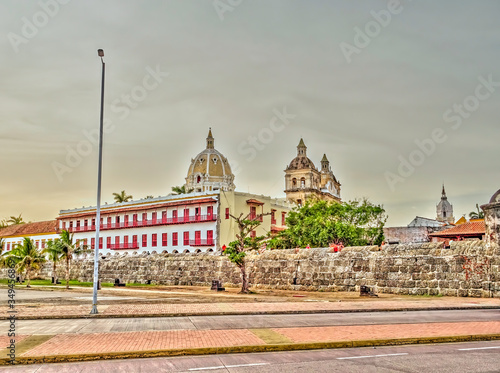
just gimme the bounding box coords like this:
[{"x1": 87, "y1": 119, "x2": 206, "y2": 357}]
[
  {"x1": 1, "y1": 296, "x2": 498, "y2": 319},
  {"x1": 2, "y1": 320, "x2": 500, "y2": 365}
]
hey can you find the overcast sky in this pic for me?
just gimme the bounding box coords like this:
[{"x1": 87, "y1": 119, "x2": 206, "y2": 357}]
[{"x1": 1, "y1": 0, "x2": 499, "y2": 226}]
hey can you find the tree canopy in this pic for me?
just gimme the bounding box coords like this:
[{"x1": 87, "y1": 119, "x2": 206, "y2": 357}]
[
  {"x1": 171, "y1": 185, "x2": 193, "y2": 195},
  {"x1": 113, "y1": 190, "x2": 133, "y2": 203},
  {"x1": 469, "y1": 204, "x2": 485, "y2": 220},
  {"x1": 268, "y1": 199, "x2": 386, "y2": 249}
]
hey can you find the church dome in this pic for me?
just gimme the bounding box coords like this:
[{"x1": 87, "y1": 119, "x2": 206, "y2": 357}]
[
  {"x1": 286, "y1": 138, "x2": 316, "y2": 170},
  {"x1": 287, "y1": 156, "x2": 316, "y2": 170},
  {"x1": 185, "y1": 129, "x2": 235, "y2": 192}
]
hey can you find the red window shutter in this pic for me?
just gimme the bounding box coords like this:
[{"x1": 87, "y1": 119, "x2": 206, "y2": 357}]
[
  {"x1": 225, "y1": 208, "x2": 229, "y2": 219},
  {"x1": 183, "y1": 231, "x2": 189, "y2": 245},
  {"x1": 152, "y1": 234, "x2": 157, "y2": 247},
  {"x1": 162, "y1": 233, "x2": 168, "y2": 246},
  {"x1": 172, "y1": 232, "x2": 178, "y2": 246},
  {"x1": 99, "y1": 237, "x2": 103, "y2": 249},
  {"x1": 142, "y1": 234, "x2": 147, "y2": 247},
  {"x1": 132, "y1": 235, "x2": 138, "y2": 248},
  {"x1": 106, "y1": 237, "x2": 111, "y2": 249}
]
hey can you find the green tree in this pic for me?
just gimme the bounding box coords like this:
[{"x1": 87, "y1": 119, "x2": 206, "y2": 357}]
[
  {"x1": 112, "y1": 190, "x2": 133, "y2": 203},
  {"x1": 268, "y1": 199, "x2": 386, "y2": 249},
  {"x1": 224, "y1": 212, "x2": 270, "y2": 293},
  {"x1": 0, "y1": 220, "x2": 8, "y2": 229},
  {"x1": 469, "y1": 204, "x2": 485, "y2": 220},
  {"x1": 7, "y1": 214, "x2": 25, "y2": 225},
  {"x1": 57, "y1": 230, "x2": 87, "y2": 289},
  {"x1": 43, "y1": 239, "x2": 63, "y2": 284},
  {"x1": 1, "y1": 237, "x2": 46, "y2": 287},
  {"x1": 0, "y1": 238, "x2": 4, "y2": 254},
  {"x1": 171, "y1": 185, "x2": 193, "y2": 195}
]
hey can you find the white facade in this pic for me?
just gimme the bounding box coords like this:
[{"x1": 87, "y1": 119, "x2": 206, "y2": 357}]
[{"x1": 58, "y1": 192, "x2": 219, "y2": 255}]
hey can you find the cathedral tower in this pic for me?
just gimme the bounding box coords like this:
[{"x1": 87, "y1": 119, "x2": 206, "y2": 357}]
[{"x1": 436, "y1": 185, "x2": 454, "y2": 224}]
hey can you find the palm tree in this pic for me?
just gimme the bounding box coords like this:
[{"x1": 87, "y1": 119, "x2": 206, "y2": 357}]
[
  {"x1": 171, "y1": 185, "x2": 193, "y2": 195},
  {"x1": 7, "y1": 214, "x2": 24, "y2": 225},
  {"x1": 58, "y1": 230, "x2": 86, "y2": 289},
  {"x1": 1, "y1": 237, "x2": 46, "y2": 287},
  {"x1": 112, "y1": 190, "x2": 133, "y2": 203},
  {"x1": 469, "y1": 204, "x2": 485, "y2": 220},
  {"x1": 43, "y1": 239, "x2": 62, "y2": 284},
  {"x1": 0, "y1": 238, "x2": 4, "y2": 255},
  {"x1": 0, "y1": 220, "x2": 7, "y2": 229}
]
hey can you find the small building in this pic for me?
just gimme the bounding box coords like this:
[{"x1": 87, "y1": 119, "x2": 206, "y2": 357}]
[
  {"x1": 429, "y1": 220, "x2": 485, "y2": 246},
  {"x1": 0, "y1": 220, "x2": 59, "y2": 252}
]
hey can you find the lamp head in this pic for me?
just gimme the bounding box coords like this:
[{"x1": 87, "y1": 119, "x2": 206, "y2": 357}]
[{"x1": 97, "y1": 49, "x2": 104, "y2": 57}]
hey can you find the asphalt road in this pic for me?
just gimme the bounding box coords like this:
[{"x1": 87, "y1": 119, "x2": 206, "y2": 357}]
[
  {"x1": 3, "y1": 340, "x2": 500, "y2": 372},
  {"x1": 2, "y1": 309, "x2": 499, "y2": 335}
]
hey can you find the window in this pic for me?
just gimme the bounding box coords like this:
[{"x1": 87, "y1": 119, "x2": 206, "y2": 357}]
[
  {"x1": 172, "y1": 232, "x2": 178, "y2": 246},
  {"x1": 107, "y1": 217, "x2": 112, "y2": 227},
  {"x1": 162, "y1": 233, "x2": 168, "y2": 246},
  {"x1": 116, "y1": 216, "x2": 120, "y2": 224},
  {"x1": 300, "y1": 177, "x2": 306, "y2": 188},
  {"x1": 7, "y1": 243, "x2": 10, "y2": 251},
  {"x1": 152, "y1": 212, "x2": 157, "y2": 224},
  {"x1": 152, "y1": 234, "x2": 157, "y2": 247},
  {"x1": 184, "y1": 208, "x2": 189, "y2": 221},
  {"x1": 35, "y1": 241, "x2": 39, "y2": 248},
  {"x1": 282, "y1": 211, "x2": 286, "y2": 225},
  {"x1": 133, "y1": 214, "x2": 138, "y2": 225},
  {"x1": 84, "y1": 219, "x2": 88, "y2": 229},
  {"x1": 142, "y1": 234, "x2": 147, "y2": 247},
  {"x1": 173, "y1": 210, "x2": 178, "y2": 221},
  {"x1": 132, "y1": 235, "x2": 138, "y2": 248},
  {"x1": 250, "y1": 206, "x2": 257, "y2": 220},
  {"x1": 207, "y1": 206, "x2": 213, "y2": 219},
  {"x1": 99, "y1": 237, "x2": 103, "y2": 249},
  {"x1": 76, "y1": 220, "x2": 80, "y2": 228},
  {"x1": 271, "y1": 209, "x2": 276, "y2": 225},
  {"x1": 250, "y1": 231, "x2": 256, "y2": 238},
  {"x1": 162, "y1": 211, "x2": 167, "y2": 223},
  {"x1": 83, "y1": 239, "x2": 87, "y2": 247},
  {"x1": 225, "y1": 208, "x2": 229, "y2": 219},
  {"x1": 195, "y1": 231, "x2": 201, "y2": 244},
  {"x1": 297, "y1": 199, "x2": 302, "y2": 207},
  {"x1": 124, "y1": 215, "x2": 129, "y2": 226},
  {"x1": 124, "y1": 235, "x2": 129, "y2": 246},
  {"x1": 207, "y1": 230, "x2": 213, "y2": 244},
  {"x1": 91, "y1": 238, "x2": 95, "y2": 249},
  {"x1": 62, "y1": 221, "x2": 66, "y2": 230},
  {"x1": 69, "y1": 221, "x2": 73, "y2": 229},
  {"x1": 106, "y1": 237, "x2": 111, "y2": 249},
  {"x1": 115, "y1": 236, "x2": 120, "y2": 247},
  {"x1": 292, "y1": 178, "x2": 297, "y2": 187},
  {"x1": 41, "y1": 240, "x2": 46, "y2": 248},
  {"x1": 183, "y1": 231, "x2": 189, "y2": 245},
  {"x1": 197, "y1": 175, "x2": 201, "y2": 183}
]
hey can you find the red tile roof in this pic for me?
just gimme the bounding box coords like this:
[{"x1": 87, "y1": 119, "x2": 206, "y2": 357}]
[
  {"x1": 0, "y1": 220, "x2": 58, "y2": 238},
  {"x1": 246, "y1": 199, "x2": 264, "y2": 205},
  {"x1": 429, "y1": 220, "x2": 485, "y2": 238}
]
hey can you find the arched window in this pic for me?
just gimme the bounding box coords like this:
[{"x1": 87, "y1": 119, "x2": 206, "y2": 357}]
[
  {"x1": 300, "y1": 177, "x2": 306, "y2": 188},
  {"x1": 197, "y1": 175, "x2": 201, "y2": 183},
  {"x1": 292, "y1": 178, "x2": 297, "y2": 187}
]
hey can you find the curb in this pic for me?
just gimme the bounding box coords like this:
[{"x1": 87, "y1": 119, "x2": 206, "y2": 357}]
[
  {"x1": 1, "y1": 305, "x2": 499, "y2": 320},
  {"x1": 2, "y1": 333, "x2": 500, "y2": 366}
]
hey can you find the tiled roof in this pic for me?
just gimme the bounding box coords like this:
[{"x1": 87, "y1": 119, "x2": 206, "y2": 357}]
[
  {"x1": 0, "y1": 220, "x2": 58, "y2": 238},
  {"x1": 429, "y1": 220, "x2": 485, "y2": 237}
]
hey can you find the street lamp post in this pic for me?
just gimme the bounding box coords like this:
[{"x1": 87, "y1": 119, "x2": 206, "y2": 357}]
[{"x1": 91, "y1": 49, "x2": 105, "y2": 315}]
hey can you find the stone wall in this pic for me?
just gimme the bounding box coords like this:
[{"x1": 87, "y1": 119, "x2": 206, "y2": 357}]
[{"x1": 26, "y1": 241, "x2": 500, "y2": 298}]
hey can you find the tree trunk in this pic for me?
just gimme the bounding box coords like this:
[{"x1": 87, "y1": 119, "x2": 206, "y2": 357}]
[
  {"x1": 53, "y1": 262, "x2": 57, "y2": 284},
  {"x1": 239, "y1": 262, "x2": 249, "y2": 293},
  {"x1": 26, "y1": 267, "x2": 31, "y2": 288},
  {"x1": 65, "y1": 257, "x2": 70, "y2": 289}
]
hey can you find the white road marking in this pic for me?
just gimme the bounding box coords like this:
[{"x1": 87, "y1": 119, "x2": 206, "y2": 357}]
[
  {"x1": 189, "y1": 363, "x2": 269, "y2": 371},
  {"x1": 337, "y1": 353, "x2": 408, "y2": 360},
  {"x1": 458, "y1": 346, "x2": 500, "y2": 351}
]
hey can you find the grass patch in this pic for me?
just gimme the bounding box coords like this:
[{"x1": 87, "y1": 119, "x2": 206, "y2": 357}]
[{"x1": 0, "y1": 279, "x2": 114, "y2": 288}]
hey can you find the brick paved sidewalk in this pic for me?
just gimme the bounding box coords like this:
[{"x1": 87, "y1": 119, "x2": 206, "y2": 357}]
[
  {"x1": 7, "y1": 320, "x2": 500, "y2": 358},
  {"x1": 1, "y1": 297, "x2": 498, "y2": 319}
]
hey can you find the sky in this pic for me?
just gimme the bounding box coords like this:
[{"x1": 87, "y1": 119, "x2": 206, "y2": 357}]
[{"x1": 0, "y1": 0, "x2": 499, "y2": 227}]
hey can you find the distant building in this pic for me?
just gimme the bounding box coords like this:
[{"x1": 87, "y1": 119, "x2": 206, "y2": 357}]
[
  {"x1": 384, "y1": 216, "x2": 448, "y2": 244},
  {"x1": 429, "y1": 220, "x2": 485, "y2": 246},
  {"x1": 284, "y1": 138, "x2": 341, "y2": 205},
  {"x1": 436, "y1": 185, "x2": 454, "y2": 224},
  {"x1": 0, "y1": 221, "x2": 58, "y2": 253}
]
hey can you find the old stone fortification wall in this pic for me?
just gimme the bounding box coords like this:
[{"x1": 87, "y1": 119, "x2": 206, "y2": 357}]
[{"x1": 26, "y1": 241, "x2": 499, "y2": 298}]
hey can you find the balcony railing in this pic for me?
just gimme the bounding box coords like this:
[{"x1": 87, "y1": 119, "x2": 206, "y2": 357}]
[
  {"x1": 65, "y1": 214, "x2": 217, "y2": 233},
  {"x1": 109, "y1": 243, "x2": 139, "y2": 250},
  {"x1": 189, "y1": 239, "x2": 215, "y2": 246}
]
